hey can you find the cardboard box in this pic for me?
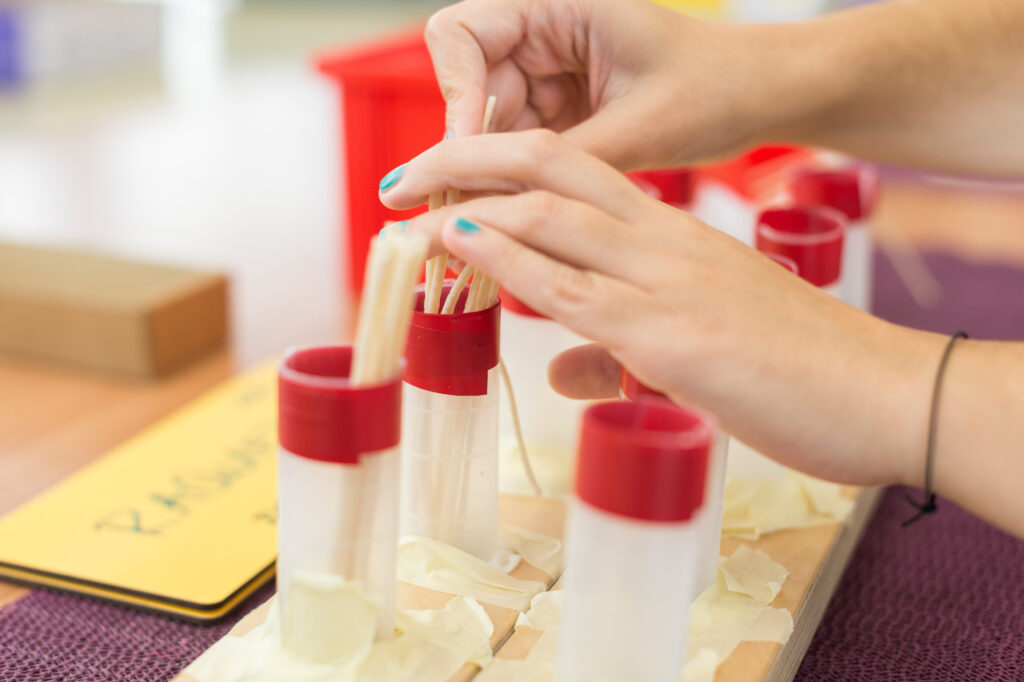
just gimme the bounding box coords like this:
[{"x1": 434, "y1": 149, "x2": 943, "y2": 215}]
[{"x1": 0, "y1": 241, "x2": 228, "y2": 377}]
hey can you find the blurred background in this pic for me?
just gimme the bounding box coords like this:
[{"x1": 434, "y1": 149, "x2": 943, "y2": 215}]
[
  {"x1": 4, "y1": 0, "x2": 1024, "y2": 393},
  {"x1": 0, "y1": 0, "x2": 878, "y2": 370}
]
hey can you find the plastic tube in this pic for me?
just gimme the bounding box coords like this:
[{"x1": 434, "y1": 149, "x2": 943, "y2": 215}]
[
  {"x1": 619, "y1": 370, "x2": 728, "y2": 596},
  {"x1": 498, "y1": 290, "x2": 587, "y2": 496},
  {"x1": 789, "y1": 166, "x2": 880, "y2": 311},
  {"x1": 402, "y1": 283, "x2": 501, "y2": 560},
  {"x1": 277, "y1": 345, "x2": 402, "y2": 646},
  {"x1": 755, "y1": 205, "x2": 847, "y2": 298},
  {"x1": 557, "y1": 400, "x2": 712, "y2": 682},
  {"x1": 628, "y1": 167, "x2": 695, "y2": 209}
]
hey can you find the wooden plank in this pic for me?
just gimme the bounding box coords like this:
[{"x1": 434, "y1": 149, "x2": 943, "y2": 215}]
[
  {"x1": 174, "y1": 495, "x2": 565, "y2": 682},
  {"x1": 492, "y1": 487, "x2": 881, "y2": 682}
]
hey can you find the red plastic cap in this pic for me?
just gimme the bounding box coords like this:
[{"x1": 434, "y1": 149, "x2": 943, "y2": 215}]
[
  {"x1": 755, "y1": 206, "x2": 846, "y2": 287},
  {"x1": 698, "y1": 145, "x2": 813, "y2": 201},
  {"x1": 765, "y1": 253, "x2": 799, "y2": 276},
  {"x1": 278, "y1": 346, "x2": 402, "y2": 465},
  {"x1": 788, "y1": 166, "x2": 880, "y2": 222},
  {"x1": 499, "y1": 287, "x2": 549, "y2": 319},
  {"x1": 404, "y1": 283, "x2": 500, "y2": 396},
  {"x1": 576, "y1": 401, "x2": 712, "y2": 522},
  {"x1": 620, "y1": 368, "x2": 668, "y2": 401},
  {"x1": 629, "y1": 168, "x2": 695, "y2": 206}
]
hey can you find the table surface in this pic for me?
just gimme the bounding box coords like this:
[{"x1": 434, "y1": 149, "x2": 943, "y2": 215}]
[
  {"x1": 2, "y1": 179, "x2": 1024, "y2": 682},
  {"x1": 2, "y1": 2, "x2": 1024, "y2": 677}
]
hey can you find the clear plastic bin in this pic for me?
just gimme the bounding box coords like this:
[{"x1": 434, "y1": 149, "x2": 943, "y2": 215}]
[
  {"x1": 558, "y1": 400, "x2": 712, "y2": 682},
  {"x1": 277, "y1": 345, "x2": 402, "y2": 646},
  {"x1": 402, "y1": 283, "x2": 501, "y2": 560},
  {"x1": 498, "y1": 292, "x2": 587, "y2": 496}
]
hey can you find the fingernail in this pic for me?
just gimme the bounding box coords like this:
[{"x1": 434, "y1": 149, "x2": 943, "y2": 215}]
[
  {"x1": 454, "y1": 217, "x2": 480, "y2": 234},
  {"x1": 379, "y1": 164, "x2": 405, "y2": 192},
  {"x1": 444, "y1": 129, "x2": 454, "y2": 141}
]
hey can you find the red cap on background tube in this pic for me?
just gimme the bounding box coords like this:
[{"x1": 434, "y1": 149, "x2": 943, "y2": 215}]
[
  {"x1": 404, "y1": 283, "x2": 500, "y2": 396},
  {"x1": 620, "y1": 367, "x2": 668, "y2": 401},
  {"x1": 499, "y1": 287, "x2": 548, "y2": 319},
  {"x1": 788, "y1": 166, "x2": 879, "y2": 222},
  {"x1": 278, "y1": 345, "x2": 402, "y2": 465},
  {"x1": 765, "y1": 253, "x2": 799, "y2": 275},
  {"x1": 628, "y1": 168, "x2": 695, "y2": 206},
  {"x1": 576, "y1": 400, "x2": 712, "y2": 522},
  {"x1": 755, "y1": 206, "x2": 846, "y2": 287}
]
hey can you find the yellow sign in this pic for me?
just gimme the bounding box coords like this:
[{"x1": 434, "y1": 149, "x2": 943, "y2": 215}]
[{"x1": 0, "y1": 363, "x2": 279, "y2": 620}]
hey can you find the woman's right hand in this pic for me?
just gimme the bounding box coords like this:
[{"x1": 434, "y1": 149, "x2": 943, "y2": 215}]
[{"x1": 425, "y1": 0, "x2": 792, "y2": 171}]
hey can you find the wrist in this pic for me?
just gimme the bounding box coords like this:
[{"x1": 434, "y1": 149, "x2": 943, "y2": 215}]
[
  {"x1": 734, "y1": 19, "x2": 859, "y2": 151},
  {"x1": 868, "y1": 323, "x2": 949, "y2": 489}
]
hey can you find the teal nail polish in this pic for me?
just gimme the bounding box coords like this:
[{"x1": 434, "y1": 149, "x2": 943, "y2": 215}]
[
  {"x1": 454, "y1": 217, "x2": 480, "y2": 234},
  {"x1": 379, "y1": 164, "x2": 405, "y2": 192},
  {"x1": 444, "y1": 129, "x2": 453, "y2": 141}
]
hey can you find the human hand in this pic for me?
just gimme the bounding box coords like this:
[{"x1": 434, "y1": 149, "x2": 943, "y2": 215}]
[
  {"x1": 380, "y1": 130, "x2": 942, "y2": 488},
  {"x1": 424, "y1": 0, "x2": 783, "y2": 170}
]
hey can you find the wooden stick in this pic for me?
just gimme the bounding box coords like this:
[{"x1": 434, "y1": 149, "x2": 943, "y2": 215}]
[
  {"x1": 498, "y1": 359, "x2": 541, "y2": 496},
  {"x1": 347, "y1": 228, "x2": 427, "y2": 609},
  {"x1": 441, "y1": 265, "x2": 474, "y2": 315},
  {"x1": 461, "y1": 96, "x2": 501, "y2": 313},
  {"x1": 424, "y1": 193, "x2": 446, "y2": 313}
]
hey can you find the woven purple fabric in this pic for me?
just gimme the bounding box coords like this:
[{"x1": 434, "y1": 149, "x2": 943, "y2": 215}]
[
  {"x1": 0, "y1": 584, "x2": 273, "y2": 682},
  {"x1": 1, "y1": 249, "x2": 1023, "y2": 681},
  {"x1": 796, "y1": 249, "x2": 1024, "y2": 681}
]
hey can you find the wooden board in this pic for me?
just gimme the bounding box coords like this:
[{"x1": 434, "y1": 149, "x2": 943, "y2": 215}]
[
  {"x1": 493, "y1": 486, "x2": 881, "y2": 682},
  {"x1": 174, "y1": 495, "x2": 566, "y2": 682}
]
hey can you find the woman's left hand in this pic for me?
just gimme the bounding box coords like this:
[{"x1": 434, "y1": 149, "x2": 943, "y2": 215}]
[{"x1": 378, "y1": 130, "x2": 942, "y2": 489}]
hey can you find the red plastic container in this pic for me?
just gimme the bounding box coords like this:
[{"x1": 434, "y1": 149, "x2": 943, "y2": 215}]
[{"x1": 316, "y1": 30, "x2": 445, "y2": 297}]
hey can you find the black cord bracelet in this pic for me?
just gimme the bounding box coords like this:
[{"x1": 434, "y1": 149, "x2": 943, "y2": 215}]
[{"x1": 902, "y1": 330, "x2": 968, "y2": 527}]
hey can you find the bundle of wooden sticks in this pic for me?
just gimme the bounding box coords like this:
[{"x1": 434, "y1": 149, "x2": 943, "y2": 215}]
[{"x1": 423, "y1": 96, "x2": 499, "y2": 315}]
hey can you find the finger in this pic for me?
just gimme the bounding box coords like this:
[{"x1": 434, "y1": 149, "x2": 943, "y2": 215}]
[
  {"x1": 439, "y1": 214, "x2": 651, "y2": 348},
  {"x1": 548, "y1": 344, "x2": 621, "y2": 399},
  {"x1": 379, "y1": 129, "x2": 649, "y2": 221},
  {"x1": 424, "y1": 0, "x2": 526, "y2": 138},
  {"x1": 406, "y1": 192, "x2": 656, "y2": 284}
]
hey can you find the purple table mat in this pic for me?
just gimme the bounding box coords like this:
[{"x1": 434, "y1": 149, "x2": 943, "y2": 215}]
[
  {"x1": 795, "y1": 250, "x2": 1024, "y2": 682},
  {"x1": 1, "y1": 249, "x2": 1023, "y2": 681}
]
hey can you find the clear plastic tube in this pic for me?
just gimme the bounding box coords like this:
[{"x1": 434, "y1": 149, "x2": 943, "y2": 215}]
[
  {"x1": 276, "y1": 345, "x2": 402, "y2": 646},
  {"x1": 499, "y1": 306, "x2": 587, "y2": 495},
  {"x1": 755, "y1": 205, "x2": 847, "y2": 293},
  {"x1": 694, "y1": 431, "x2": 729, "y2": 596},
  {"x1": 842, "y1": 219, "x2": 872, "y2": 310},
  {"x1": 401, "y1": 367, "x2": 499, "y2": 560},
  {"x1": 277, "y1": 445, "x2": 399, "y2": 642},
  {"x1": 559, "y1": 499, "x2": 701, "y2": 682},
  {"x1": 401, "y1": 283, "x2": 501, "y2": 560},
  {"x1": 558, "y1": 401, "x2": 712, "y2": 682},
  {"x1": 787, "y1": 166, "x2": 879, "y2": 311},
  {"x1": 619, "y1": 370, "x2": 728, "y2": 597}
]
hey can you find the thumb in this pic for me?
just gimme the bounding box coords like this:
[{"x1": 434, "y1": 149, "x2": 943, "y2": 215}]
[{"x1": 548, "y1": 344, "x2": 622, "y2": 400}]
